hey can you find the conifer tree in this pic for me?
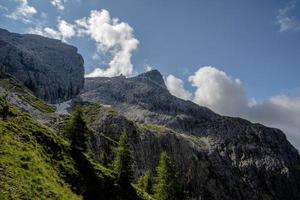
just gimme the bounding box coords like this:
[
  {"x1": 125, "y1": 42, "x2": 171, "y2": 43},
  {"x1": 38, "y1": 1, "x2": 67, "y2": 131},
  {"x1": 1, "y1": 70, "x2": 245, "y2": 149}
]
[
  {"x1": 1, "y1": 96, "x2": 9, "y2": 120},
  {"x1": 65, "y1": 108, "x2": 88, "y2": 151},
  {"x1": 153, "y1": 151, "x2": 181, "y2": 200},
  {"x1": 136, "y1": 170, "x2": 152, "y2": 194},
  {"x1": 113, "y1": 131, "x2": 134, "y2": 186}
]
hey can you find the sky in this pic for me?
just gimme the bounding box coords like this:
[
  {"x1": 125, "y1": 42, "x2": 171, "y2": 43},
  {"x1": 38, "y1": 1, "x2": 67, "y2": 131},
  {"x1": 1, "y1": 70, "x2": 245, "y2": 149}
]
[{"x1": 0, "y1": 0, "x2": 300, "y2": 149}]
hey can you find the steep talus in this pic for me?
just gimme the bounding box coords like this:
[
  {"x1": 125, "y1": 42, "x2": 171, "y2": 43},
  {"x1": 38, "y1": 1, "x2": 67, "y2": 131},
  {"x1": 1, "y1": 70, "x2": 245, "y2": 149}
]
[{"x1": 0, "y1": 28, "x2": 84, "y2": 103}]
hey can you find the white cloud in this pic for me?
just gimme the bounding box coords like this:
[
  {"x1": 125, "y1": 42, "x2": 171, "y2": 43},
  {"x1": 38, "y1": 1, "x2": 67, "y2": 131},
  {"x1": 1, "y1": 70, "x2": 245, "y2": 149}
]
[
  {"x1": 27, "y1": 9, "x2": 138, "y2": 77},
  {"x1": 277, "y1": 0, "x2": 300, "y2": 32},
  {"x1": 144, "y1": 64, "x2": 153, "y2": 72},
  {"x1": 188, "y1": 66, "x2": 249, "y2": 116},
  {"x1": 7, "y1": 0, "x2": 37, "y2": 23},
  {"x1": 78, "y1": 10, "x2": 139, "y2": 77},
  {"x1": 0, "y1": 5, "x2": 8, "y2": 12},
  {"x1": 50, "y1": 0, "x2": 66, "y2": 10},
  {"x1": 165, "y1": 74, "x2": 192, "y2": 101},
  {"x1": 247, "y1": 95, "x2": 300, "y2": 149},
  {"x1": 179, "y1": 66, "x2": 300, "y2": 150},
  {"x1": 28, "y1": 9, "x2": 138, "y2": 77},
  {"x1": 28, "y1": 18, "x2": 75, "y2": 42}
]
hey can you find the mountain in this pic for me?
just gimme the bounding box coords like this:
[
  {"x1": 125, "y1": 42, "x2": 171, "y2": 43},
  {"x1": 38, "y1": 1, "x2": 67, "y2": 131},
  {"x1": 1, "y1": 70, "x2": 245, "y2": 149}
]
[
  {"x1": 80, "y1": 70, "x2": 300, "y2": 199},
  {"x1": 0, "y1": 72, "x2": 152, "y2": 200},
  {"x1": 0, "y1": 28, "x2": 84, "y2": 103},
  {"x1": 0, "y1": 28, "x2": 299, "y2": 200},
  {"x1": 81, "y1": 70, "x2": 217, "y2": 136}
]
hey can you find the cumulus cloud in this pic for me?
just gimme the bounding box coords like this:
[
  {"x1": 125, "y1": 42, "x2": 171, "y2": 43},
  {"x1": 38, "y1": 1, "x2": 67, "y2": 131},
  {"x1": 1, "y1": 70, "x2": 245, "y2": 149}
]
[
  {"x1": 7, "y1": 0, "x2": 37, "y2": 23},
  {"x1": 173, "y1": 66, "x2": 300, "y2": 149},
  {"x1": 165, "y1": 75, "x2": 192, "y2": 100},
  {"x1": 28, "y1": 9, "x2": 138, "y2": 77},
  {"x1": 247, "y1": 96, "x2": 300, "y2": 149},
  {"x1": 164, "y1": 66, "x2": 300, "y2": 148},
  {"x1": 277, "y1": 0, "x2": 300, "y2": 32},
  {"x1": 50, "y1": 0, "x2": 66, "y2": 10},
  {"x1": 188, "y1": 66, "x2": 249, "y2": 116},
  {"x1": 77, "y1": 10, "x2": 139, "y2": 77},
  {"x1": 28, "y1": 18, "x2": 75, "y2": 42}
]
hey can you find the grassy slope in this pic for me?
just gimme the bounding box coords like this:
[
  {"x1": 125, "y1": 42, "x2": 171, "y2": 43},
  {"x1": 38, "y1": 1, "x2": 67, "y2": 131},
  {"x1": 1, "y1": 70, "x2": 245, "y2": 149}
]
[
  {"x1": 0, "y1": 97, "x2": 154, "y2": 200},
  {"x1": 0, "y1": 75, "x2": 55, "y2": 113},
  {"x1": 0, "y1": 98, "x2": 80, "y2": 200}
]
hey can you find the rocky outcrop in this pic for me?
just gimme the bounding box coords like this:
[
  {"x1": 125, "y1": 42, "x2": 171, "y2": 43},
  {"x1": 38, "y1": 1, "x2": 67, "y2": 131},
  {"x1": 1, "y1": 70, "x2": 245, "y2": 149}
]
[
  {"x1": 79, "y1": 103, "x2": 300, "y2": 200},
  {"x1": 80, "y1": 70, "x2": 300, "y2": 199},
  {"x1": 0, "y1": 28, "x2": 84, "y2": 103},
  {"x1": 82, "y1": 70, "x2": 217, "y2": 135}
]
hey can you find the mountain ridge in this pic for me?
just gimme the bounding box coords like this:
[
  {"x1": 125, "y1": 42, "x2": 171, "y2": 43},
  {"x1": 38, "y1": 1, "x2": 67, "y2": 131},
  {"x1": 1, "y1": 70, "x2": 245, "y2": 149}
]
[{"x1": 0, "y1": 28, "x2": 299, "y2": 200}]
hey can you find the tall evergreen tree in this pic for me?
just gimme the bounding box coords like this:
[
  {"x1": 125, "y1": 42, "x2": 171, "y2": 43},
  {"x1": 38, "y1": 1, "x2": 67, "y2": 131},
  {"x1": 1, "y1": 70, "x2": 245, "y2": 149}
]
[
  {"x1": 113, "y1": 131, "x2": 134, "y2": 186},
  {"x1": 136, "y1": 170, "x2": 152, "y2": 194},
  {"x1": 1, "y1": 96, "x2": 9, "y2": 120},
  {"x1": 153, "y1": 151, "x2": 181, "y2": 200},
  {"x1": 65, "y1": 108, "x2": 88, "y2": 151}
]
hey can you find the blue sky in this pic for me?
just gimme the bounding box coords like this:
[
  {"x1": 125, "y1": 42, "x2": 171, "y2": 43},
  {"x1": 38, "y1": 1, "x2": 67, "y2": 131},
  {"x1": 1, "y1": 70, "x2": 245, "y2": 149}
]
[
  {"x1": 1, "y1": 0, "x2": 300, "y2": 100},
  {"x1": 1, "y1": 0, "x2": 300, "y2": 149}
]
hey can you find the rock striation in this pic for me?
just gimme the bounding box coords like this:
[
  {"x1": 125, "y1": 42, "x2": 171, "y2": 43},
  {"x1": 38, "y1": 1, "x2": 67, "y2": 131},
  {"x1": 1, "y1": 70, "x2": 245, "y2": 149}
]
[
  {"x1": 80, "y1": 102, "x2": 300, "y2": 200},
  {"x1": 82, "y1": 70, "x2": 218, "y2": 135},
  {"x1": 0, "y1": 28, "x2": 84, "y2": 103},
  {"x1": 80, "y1": 70, "x2": 300, "y2": 200}
]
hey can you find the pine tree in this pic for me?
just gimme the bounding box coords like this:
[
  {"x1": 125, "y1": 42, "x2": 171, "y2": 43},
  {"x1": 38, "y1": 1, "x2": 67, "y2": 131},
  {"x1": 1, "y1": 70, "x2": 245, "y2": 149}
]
[
  {"x1": 1, "y1": 97, "x2": 9, "y2": 120},
  {"x1": 113, "y1": 131, "x2": 134, "y2": 186},
  {"x1": 153, "y1": 151, "x2": 181, "y2": 200},
  {"x1": 65, "y1": 108, "x2": 88, "y2": 151},
  {"x1": 136, "y1": 170, "x2": 152, "y2": 194}
]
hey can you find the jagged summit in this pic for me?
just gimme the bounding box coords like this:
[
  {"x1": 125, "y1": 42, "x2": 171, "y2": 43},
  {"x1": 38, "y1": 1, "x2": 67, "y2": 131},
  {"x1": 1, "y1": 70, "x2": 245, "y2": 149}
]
[{"x1": 135, "y1": 69, "x2": 167, "y2": 88}]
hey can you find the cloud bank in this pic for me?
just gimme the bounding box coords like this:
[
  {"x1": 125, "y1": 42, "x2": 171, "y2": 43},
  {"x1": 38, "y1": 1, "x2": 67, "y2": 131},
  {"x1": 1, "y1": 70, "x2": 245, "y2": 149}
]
[{"x1": 165, "y1": 66, "x2": 300, "y2": 149}]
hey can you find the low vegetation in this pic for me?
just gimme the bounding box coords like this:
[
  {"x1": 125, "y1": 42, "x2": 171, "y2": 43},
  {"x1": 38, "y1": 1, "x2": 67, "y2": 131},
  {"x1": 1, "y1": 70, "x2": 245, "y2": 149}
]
[
  {"x1": 0, "y1": 96, "x2": 80, "y2": 199},
  {"x1": 0, "y1": 96, "x2": 183, "y2": 200}
]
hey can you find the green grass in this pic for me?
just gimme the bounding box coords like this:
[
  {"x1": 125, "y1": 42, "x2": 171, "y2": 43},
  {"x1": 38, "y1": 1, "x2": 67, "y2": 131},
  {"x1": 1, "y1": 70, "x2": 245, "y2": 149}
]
[
  {"x1": 137, "y1": 123, "x2": 167, "y2": 135},
  {"x1": 79, "y1": 103, "x2": 118, "y2": 123},
  {"x1": 0, "y1": 100, "x2": 80, "y2": 200},
  {"x1": 0, "y1": 78, "x2": 55, "y2": 113},
  {"x1": 0, "y1": 98, "x2": 155, "y2": 200}
]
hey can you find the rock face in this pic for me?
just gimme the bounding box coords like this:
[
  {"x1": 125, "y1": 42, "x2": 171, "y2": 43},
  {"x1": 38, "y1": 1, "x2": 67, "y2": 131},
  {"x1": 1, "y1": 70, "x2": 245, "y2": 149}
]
[
  {"x1": 82, "y1": 70, "x2": 218, "y2": 135},
  {"x1": 80, "y1": 70, "x2": 300, "y2": 200},
  {"x1": 0, "y1": 28, "x2": 84, "y2": 103},
  {"x1": 79, "y1": 102, "x2": 300, "y2": 200}
]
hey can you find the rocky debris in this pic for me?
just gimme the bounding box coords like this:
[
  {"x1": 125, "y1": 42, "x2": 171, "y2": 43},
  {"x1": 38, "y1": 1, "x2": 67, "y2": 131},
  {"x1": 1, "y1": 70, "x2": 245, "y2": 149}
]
[
  {"x1": 0, "y1": 28, "x2": 84, "y2": 103},
  {"x1": 55, "y1": 100, "x2": 72, "y2": 115}
]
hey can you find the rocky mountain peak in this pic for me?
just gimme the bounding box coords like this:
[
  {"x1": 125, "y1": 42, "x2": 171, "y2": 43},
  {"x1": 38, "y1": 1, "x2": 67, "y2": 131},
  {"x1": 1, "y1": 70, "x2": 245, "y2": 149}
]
[
  {"x1": 136, "y1": 69, "x2": 166, "y2": 88},
  {"x1": 0, "y1": 28, "x2": 84, "y2": 103}
]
